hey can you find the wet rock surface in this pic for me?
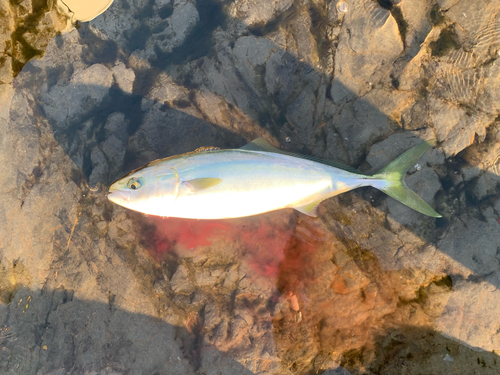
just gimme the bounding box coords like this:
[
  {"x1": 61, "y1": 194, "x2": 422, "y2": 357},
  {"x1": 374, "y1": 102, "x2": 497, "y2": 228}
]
[
  {"x1": 0, "y1": 0, "x2": 68, "y2": 86},
  {"x1": 1, "y1": 0, "x2": 500, "y2": 374}
]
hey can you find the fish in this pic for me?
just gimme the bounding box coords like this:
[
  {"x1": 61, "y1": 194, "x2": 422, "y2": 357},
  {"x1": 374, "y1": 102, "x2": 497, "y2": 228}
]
[{"x1": 108, "y1": 138, "x2": 442, "y2": 219}]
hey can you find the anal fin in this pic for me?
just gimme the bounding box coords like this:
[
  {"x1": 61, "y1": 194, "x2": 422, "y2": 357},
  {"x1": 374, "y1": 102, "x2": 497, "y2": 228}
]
[{"x1": 294, "y1": 200, "x2": 322, "y2": 217}]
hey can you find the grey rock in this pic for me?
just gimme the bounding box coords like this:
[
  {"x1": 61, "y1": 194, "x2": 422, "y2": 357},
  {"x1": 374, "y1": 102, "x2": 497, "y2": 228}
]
[
  {"x1": 0, "y1": 288, "x2": 195, "y2": 375},
  {"x1": 428, "y1": 96, "x2": 494, "y2": 156},
  {"x1": 365, "y1": 131, "x2": 441, "y2": 172},
  {"x1": 494, "y1": 199, "x2": 500, "y2": 216},
  {"x1": 461, "y1": 165, "x2": 481, "y2": 181},
  {"x1": 170, "y1": 264, "x2": 195, "y2": 293},
  {"x1": 201, "y1": 345, "x2": 255, "y2": 375},
  {"x1": 399, "y1": 0, "x2": 433, "y2": 56},
  {"x1": 0, "y1": 0, "x2": 67, "y2": 81},
  {"x1": 0, "y1": 55, "x2": 12, "y2": 85},
  {"x1": 472, "y1": 174, "x2": 488, "y2": 201},
  {"x1": 331, "y1": 0, "x2": 403, "y2": 102},
  {"x1": 232, "y1": 35, "x2": 278, "y2": 90},
  {"x1": 286, "y1": 8, "x2": 320, "y2": 67},
  {"x1": 231, "y1": 0, "x2": 294, "y2": 28},
  {"x1": 89, "y1": 2, "x2": 138, "y2": 48},
  {"x1": 6, "y1": 90, "x2": 41, "y2": 178},
  {"x1": 482, "y1": 207, "x2": 497, "y2": 222},
  {"x1": 41, "y1": 63, "x2": 113, "y2": 127},
  {"x1": 222, "y1": 264, "x2": 240, "y2": 290},
  {"x1": 89, "y1": 146, "x2": 108, "y2": 188},
  {"x1": 152, "y1": 0, "x2": 199, "y2": 53},
  {"x1": 483, "y1": 60, "x2": 500, "y2": 113},
  {"x1": 446, "y1": 0, "x2": 497, "y2": 40},
  {"x1": 345, "y1": 93, "x2": 398, "y2": 158},
  {"x1": 204, "y1": 301, "x2": 221, "y2": 330},
  {"x1": 436, "y1": 273, "x2": 500, "y2": 351},
  {"x1": 92, "y1": 0, "x2": 199, "y2": 56},
  {"x1": 421, "y1": 1, "x2": 500, "y2": 157},
  {"x1": 436, "y1": 0, "x2": 460, "y2": 9},
  {"x1": 472, "y1": 172, "x2": 500, "y2": 201},
  {"x1": 191, "y1": 290, "x2": 207, "y2": 305},
  {"x1": 194, "y1": 268, "x2": 218, "y2": 287},
  {"x1": 330, "y1": 77, "x2": 358, "y2": 104},
  {"x1": 286, "y1": 87, "x2": 317, "y2": 140},
  {"x1": 400, "y1": 99, "x2": 429, "y2": 130},
  {"x1": 429, "y1": 98, "x2": 465, "y2": 140},
  {"x1": 322, "y1": 365, "x2": 353, "y2": 375},
  {"x1": 112, "y1": 62, "x2": 135, "y2": 93},
  {"x1": 4, "y1": 0, "x2": 500, "y2": 373},
  {"x1": 102, "y1": 113, "x2": 127, "y2": 178},
  {"x1": 437, "y1": 216, "x2": 500, "y2": 276}
]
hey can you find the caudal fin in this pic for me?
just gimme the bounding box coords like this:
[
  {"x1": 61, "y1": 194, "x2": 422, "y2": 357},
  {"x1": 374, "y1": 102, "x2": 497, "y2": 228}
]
[{"x1": 372, "y1": 139, "x2": 442, "y2": 218}]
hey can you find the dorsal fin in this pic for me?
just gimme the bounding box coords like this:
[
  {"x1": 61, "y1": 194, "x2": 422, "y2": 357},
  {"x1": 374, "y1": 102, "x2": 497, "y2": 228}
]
[
  {"x1": 194, "y1": 146, "x2": 220, "y2": 153},
  {"x1": 239, "y1": 138, "x2": 282, "y2": 152},
  {"x1": 240, "y1": 138, "x2": 361, "y2": 174}
]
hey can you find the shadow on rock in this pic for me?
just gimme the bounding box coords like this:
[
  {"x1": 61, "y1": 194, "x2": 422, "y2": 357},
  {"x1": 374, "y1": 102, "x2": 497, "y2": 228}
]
[{"x1": 0, "y1": 287, "x2": 256, "y2": 375}]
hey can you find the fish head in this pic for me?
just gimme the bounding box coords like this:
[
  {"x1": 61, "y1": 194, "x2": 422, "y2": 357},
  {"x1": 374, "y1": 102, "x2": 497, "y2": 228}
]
[{"x1": 108, "y1": 162, "x2": 180, "y2": 216}]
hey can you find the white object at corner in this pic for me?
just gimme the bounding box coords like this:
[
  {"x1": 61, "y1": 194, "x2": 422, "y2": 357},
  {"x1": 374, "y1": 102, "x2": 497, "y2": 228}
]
[{"x1": 58, "y1": 0, "x2": 114, "y2": 22}]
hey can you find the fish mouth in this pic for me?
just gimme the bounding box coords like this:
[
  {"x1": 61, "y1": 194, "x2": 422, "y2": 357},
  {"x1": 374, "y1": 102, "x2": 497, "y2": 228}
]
[
  {"x1": 107, "y1": 190, "x2": 117, "y2": 203},
  {"x1": 108, "y1": 190, "x2": 129, "y2": 204}
]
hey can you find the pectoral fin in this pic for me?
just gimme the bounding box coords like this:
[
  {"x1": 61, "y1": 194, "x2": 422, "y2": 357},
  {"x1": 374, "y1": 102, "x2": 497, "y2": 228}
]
[
  {"x1": 294, "y1": 200, "x2": 322, "y2": 217},
  {"x1": 182, "y1": 178, "x2": 222, "y2": 192}
]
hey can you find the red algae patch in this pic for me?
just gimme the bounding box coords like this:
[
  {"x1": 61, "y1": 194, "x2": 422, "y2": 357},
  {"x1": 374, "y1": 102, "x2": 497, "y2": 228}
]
[{"x1": 140, "y1": 210, "x2": 300, "y2": 277}]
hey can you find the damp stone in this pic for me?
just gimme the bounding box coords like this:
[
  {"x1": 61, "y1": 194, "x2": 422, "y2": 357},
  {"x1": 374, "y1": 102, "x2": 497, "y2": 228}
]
[{"x1": 337, "y1": 1, "x2": 348, "y2": 13}]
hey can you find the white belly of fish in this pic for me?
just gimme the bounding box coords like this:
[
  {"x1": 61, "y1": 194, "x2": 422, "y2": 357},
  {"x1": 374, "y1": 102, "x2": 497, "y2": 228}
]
[
  {"x1": 167, "y1": 177, "x2": 333, "y2": 219},
  {"x1": 152, "y1": 152, "x2": 338, "y2": 219}
]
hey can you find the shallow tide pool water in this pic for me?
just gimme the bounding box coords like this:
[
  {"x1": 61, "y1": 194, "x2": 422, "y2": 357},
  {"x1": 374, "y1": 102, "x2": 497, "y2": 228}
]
[{"x1": 1, "y1": 0, "x2": 500, "y2": 374}]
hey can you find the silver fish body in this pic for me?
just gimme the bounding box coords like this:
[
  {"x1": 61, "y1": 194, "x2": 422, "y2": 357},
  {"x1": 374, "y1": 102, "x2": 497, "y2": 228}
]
[{"x1": 108, "y1": 138, "x2": 441, "y2": 219}]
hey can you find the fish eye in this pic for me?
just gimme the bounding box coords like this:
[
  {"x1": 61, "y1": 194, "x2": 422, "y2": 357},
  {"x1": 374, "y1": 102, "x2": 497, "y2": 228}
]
[{"x1": 127, "y1": 177, "x2": 143, "y2": 190}]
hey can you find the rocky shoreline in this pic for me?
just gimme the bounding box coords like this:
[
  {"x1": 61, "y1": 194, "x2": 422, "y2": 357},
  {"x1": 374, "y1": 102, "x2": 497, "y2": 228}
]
[{"x1": 1, "y1": 0, "x2": 500, "y2": 374}]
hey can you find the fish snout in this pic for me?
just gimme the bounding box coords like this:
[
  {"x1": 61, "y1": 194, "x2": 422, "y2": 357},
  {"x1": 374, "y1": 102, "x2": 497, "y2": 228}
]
[{"x1": 107, "y1": 190, "x2": 131, "y2": 205}]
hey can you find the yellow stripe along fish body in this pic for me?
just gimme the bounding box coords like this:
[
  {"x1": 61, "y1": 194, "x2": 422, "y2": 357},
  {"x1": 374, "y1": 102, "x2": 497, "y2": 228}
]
[{"x1": 108, "y1": 138, "x2": 442, "y2": 219}]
